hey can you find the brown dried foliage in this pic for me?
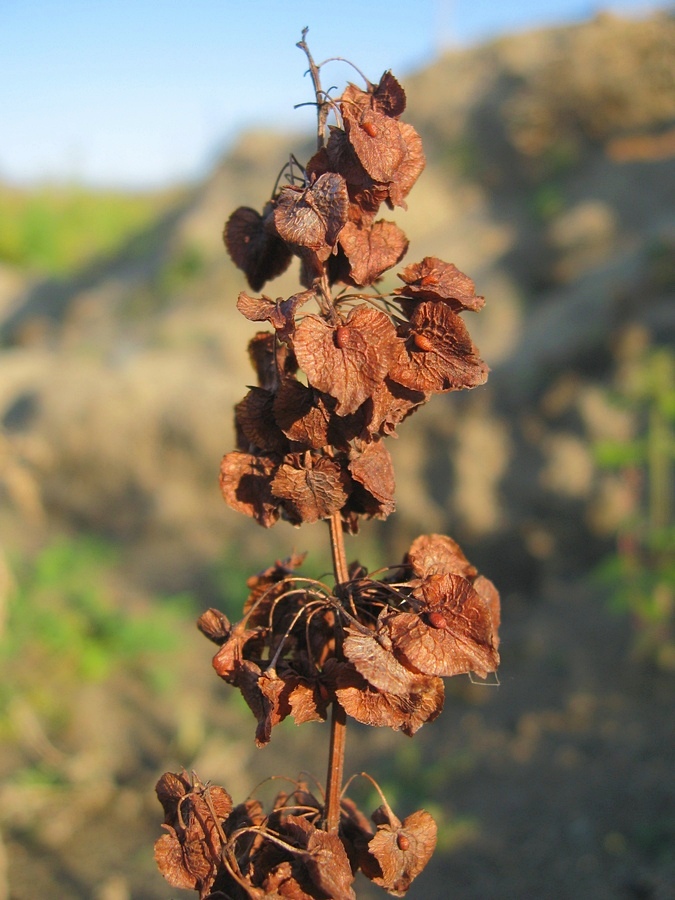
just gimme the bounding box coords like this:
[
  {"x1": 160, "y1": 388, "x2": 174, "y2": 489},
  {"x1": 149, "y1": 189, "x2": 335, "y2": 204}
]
[
  {"x1": 197, "y1": 533, "x2": 499, "y2": 738},
  {"x1": 220, "y1": 53, "x2": 488, "y2": 535},
  {"x1": 158, "y1": 37, "x2": 501, "y2": 900},
  {"x1": 155, "y1": 775, "x2": 442, "y2": 900}
]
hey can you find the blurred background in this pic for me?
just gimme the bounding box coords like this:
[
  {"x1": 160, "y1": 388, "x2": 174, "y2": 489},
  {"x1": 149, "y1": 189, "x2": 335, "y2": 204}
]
[{"x1": 1, "y1": 2, "x2": 674, "y2": 898}]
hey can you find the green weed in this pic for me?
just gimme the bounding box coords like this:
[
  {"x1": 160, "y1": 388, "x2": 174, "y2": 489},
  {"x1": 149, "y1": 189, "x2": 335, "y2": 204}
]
[
  {"x1": 0, "y1": 536, "x2": 192, "y2": 737},
  {"x1": 530, "y1": 183, "x2": 565, "y2": 222},
  {"x1": 594, "y1": 347, "x2": 675, "y2": 669},
  {"x1": 0, "y1": 183, "x2": 172, "y2": 276}
]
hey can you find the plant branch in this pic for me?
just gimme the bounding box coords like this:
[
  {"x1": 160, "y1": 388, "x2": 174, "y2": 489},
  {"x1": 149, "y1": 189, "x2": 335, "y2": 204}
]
[
  {"x1": 324, "y1": 510, "x2": 349, "y2": 832},
  {"x1": 324, "y1": 702, "x2": 347, "y2": 833},
  {"x1": 297, "y1": 28, "x2": 329, "y2": 150},
  {"x1": 328, "y1": 511, "x2": 349, "y2": 585}
]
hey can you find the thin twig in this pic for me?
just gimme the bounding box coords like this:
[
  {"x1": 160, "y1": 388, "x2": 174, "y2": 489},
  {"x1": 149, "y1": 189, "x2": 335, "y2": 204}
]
[
  {"x1": 297, "y1": 27, "x2": 329, "y2": 150},
  {"x1": 316, "y1": 55, "x2": 372, "y2": 87},
  {"x1": 323, "y1": 511, "x2": 350, "y2": 833}
]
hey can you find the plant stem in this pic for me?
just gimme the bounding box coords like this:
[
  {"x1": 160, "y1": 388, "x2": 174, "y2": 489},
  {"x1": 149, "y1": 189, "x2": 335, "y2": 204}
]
[
  {"x1": 297, "y1": 28, "x2": 328, "y2": 151},
  {"x1": 301, "y1": 19, "x2": 350, "y2": 830},
  {"x1": 325, "y1": 701, "x2": 348, "y2": 833},
  {"x1": 329, "y1": 510, "x2": 349, "y2": 584},
  {"x1": 324, "y1": 511, "x2": 349, "y2": 832}
]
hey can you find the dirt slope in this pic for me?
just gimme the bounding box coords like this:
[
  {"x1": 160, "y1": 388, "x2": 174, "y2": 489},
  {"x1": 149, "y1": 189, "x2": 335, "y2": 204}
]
[{"x1": 0, "y1": 10, "x2": 674, "y2": 900}]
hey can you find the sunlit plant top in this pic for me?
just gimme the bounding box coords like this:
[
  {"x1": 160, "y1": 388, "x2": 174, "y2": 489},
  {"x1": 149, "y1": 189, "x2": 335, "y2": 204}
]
[{"x1": 155, "y1": 30, "x2": 500, "y2": 899}]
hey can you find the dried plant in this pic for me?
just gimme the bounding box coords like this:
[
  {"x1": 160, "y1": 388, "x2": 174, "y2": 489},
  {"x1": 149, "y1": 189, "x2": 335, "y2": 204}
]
[{"x1": 155, "y1": 30, "x2": 500, "y2": 898}]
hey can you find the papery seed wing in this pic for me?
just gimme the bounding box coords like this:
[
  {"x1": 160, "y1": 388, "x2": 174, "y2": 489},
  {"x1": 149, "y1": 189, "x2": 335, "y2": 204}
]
[
  {"x1": 294, "y1": 306, "x2": 398, "y2": 415},
  {"x1": 367, "y1": 809, "x2": 437, "y2": 896}
]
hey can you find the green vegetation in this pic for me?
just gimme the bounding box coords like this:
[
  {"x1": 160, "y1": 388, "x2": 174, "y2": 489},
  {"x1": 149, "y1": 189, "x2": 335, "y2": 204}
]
[
  {"x1": 0, "y1": 536, "x2": 192, "y2": 740},
  {"x1": 439, "y1": 136, "x2": 485, "y2": 180},
  {"x1": 595, "y1": 347, "x2": 675, "y2": 669},
  {"x1": 158, "y1": 243, "x2": 206, "y2": 292},
  {"x1": 530, "y1": 182, "x2": 566, "y2": 222},
  {"x1": 0, "y1": 182, "x2": 173, "y2": 276}
]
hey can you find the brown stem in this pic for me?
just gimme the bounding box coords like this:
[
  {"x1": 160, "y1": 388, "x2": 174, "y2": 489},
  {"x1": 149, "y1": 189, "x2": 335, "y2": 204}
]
[
  {"x1": 324, "y1": 511, "x2": 349, "y2": 832},
  {"x1": 329, "y1": 510, "x2": 349, "y2": 584},
  {"x1": 297, "y1": 27, "x2": 328, "y2": 151},
  {"x1": 324, "y1": 702, "x2": 347, "y2": 833}
]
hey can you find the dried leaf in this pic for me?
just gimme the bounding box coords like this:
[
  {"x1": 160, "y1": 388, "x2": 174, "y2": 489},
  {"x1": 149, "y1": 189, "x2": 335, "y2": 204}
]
[
  {"x1": 236, "y1": 388, "x2": 289, "y2": 455},
  {"x1": 386, "y1": 122, "x2": 426, "y2": 209},
  {"x1": 339, "y1": 796, "x2": 376, "y2": 877},
  {"x1": 247, "y1": 331, "x2": 277, "y2": 390},
  {"x1": 349, "y1": 441, "x2": 395, "y2": 506},
  {"x1": 224, "y1": 204, "x2": 293, "y2": 292},
  {"x1": 256, "y1": 668, "x2": 295, "y2": 745},
  {"x1": 273, "y1": 379, "x2": 332, "y2": 449},
  {"x1": 337, "y1": 83, "x2": 422, "y2": 208},
  {"x1": 395, "y1": 257, "x2": 484, "y2": 311},
  {"x1": 334, "y1": 661, "x2": 444, "y2": 735},
  {"x1": 236, "y1": 290, "x2": 278, "y2": 322},
  {"x1": 273, "y1": 173, "x2": 349, "y2": 259},
  {"x1": 389, "y1": 301, "x2": 488, "y2": 393},
  {"x1": 271, "y1": 452, "x2": 351, "y2": 524},
  {"x1": 287, "y1": 678, "x2": 331, "y2": 725},
  {"x1": 341, "y1": 72, "x2": 406, "y2": 121},
  {"x1": 155, "y1": 774, "x2": 234, "y2": 896},
  {"x1": 343, "y1": 106, "x2": 407, "y2": 183},
  {"x1": 340, "y1": 82, "x2": 374, "y2": 118},
  {"x1": 155, "y1": 830, "x2": 199, "y2": 890},
  {"x1": 304, "y1": 827, "x2": 356, "y2": 900},
  {"x1": 371, "y1": 71, "x2": 407, "y2": 118},
  {"x1": 474, "y1": 574, "x2": 501, "y2": 648},
  {"x1": 247, "y1": 331, "x2": 297, "y2": 391},
  {"x1": 338, "y1": 219, "x2": 409, "y2": 286},
  {"x1": 156, "y1": 770, "x2": 192, "y2": 822},
  {"x1": 343, "y1": 626, "x2": 425, "y2": 697},
  {"x1": 406, "y1": 533, "x2": 478, "y2": 579},
  {"x1": 367, "y1": 377, "x2": 429, "y2": 437},
  {"x1": 293, "y1": 306, "x2": 398, "y2": 415},
  {"x1": 236, "y1": 290, "x2": 312, "y2": 340},
  {"x1": 386, "y1": 574, "x2": 499, "y2": 678},
  {"x1": 347, "y1": 441, "x2": 396, "y2": 519},
  {"x1": 261, "y1": 861, "x2": 311, "y2": 899},
  {"x1": 230, "y1": 658, "x2": 271, "y2": 745},
  {"x1": 219, "y1": 451, "x2": 280, "y2": 527},
  {"x1": 235, "y1": 388, "x2": 289, "y2": 455},
  {"x1": 367, "y1": 809, "x2": 437, "y2": 896},
  {"x1": 182, "y1": 827, "x2": 215, "y2": 888},
  {"x1": 309, "y1": 129, "x2": 391, "y2": 228}
]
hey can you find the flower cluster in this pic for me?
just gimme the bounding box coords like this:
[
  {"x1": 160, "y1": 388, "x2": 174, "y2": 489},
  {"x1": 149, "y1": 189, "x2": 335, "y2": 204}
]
[
  {"x1": 155, "y1": 771, "x2": 436, "y2": 899},
  {"x1": 197, "y1": 533, "x2": 499, "y2": 746},
  {"x1": 156, "y1": 37, "x2": 500, "y2": 899},
  {"x1": 220, "y1": 70, "x2": 487, "y2": 533}
]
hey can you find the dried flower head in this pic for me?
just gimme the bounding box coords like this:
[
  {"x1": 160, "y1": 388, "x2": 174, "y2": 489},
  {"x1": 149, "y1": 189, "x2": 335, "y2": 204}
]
[{"x1": 158, "y1": 31, "x2": 500, "y2": 899}]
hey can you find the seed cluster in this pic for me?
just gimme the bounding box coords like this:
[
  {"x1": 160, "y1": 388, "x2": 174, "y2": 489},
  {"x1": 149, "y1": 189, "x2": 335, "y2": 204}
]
[
  {"x1": 155, "y1": 49, "x2": 500, "y2": 899},
  {"x1": 219, "y1": 71, "x2": 488, "y2": 533}
]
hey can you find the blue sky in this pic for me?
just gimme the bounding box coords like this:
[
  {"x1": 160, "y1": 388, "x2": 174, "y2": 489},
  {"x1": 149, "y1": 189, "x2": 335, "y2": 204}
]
[{"x1": 0, "y1": 0, "x2": 669, "y2": 188}]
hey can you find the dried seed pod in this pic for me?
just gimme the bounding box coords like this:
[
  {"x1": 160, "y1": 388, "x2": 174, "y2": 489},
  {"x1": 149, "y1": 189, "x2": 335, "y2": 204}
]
[
  {"x1": 426, "y1": 611, "x2": 447, "y2": 629},
  {"x1": 294, "y1": 306, "x2": 399, "y2": 415},
  {"x1": 413, "y1": 332, "x2": 434, "y2": 352},
  {"x1": 160, "y1": 33, "x2": 500, "y2": 900},
  {"x1": 396, "y1": 257, "x2": 484, "y2": 311},
  {"x1": 389, "y1": 301, "x2": 488, "y2": 393},
  {"x1": 335, "y1": 325, "x2": 351, "y2": 348}
]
